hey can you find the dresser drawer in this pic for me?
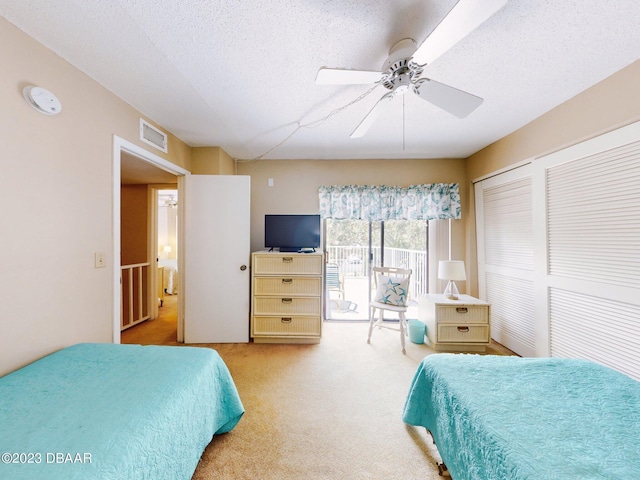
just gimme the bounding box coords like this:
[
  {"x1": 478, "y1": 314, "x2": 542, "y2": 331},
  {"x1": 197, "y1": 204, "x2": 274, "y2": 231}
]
[
  {"x1": 254, "y1": 276, "x2": 321, "y2": 296},
  {"x1": 438, "y1": 324, "x2": 490, "y2": 343},
  {"x1": 436, "y1": 305, "x2": 488, "y2": 324},
  {"x1": 252, "y1": 316, "x2": 321, "y2": 336},
  {"x1": 253, "y1": 254, "x2": 323, "y2": 275},
  {"x1": 253, "y1": 296, "x2": 321, "y2": 316}
]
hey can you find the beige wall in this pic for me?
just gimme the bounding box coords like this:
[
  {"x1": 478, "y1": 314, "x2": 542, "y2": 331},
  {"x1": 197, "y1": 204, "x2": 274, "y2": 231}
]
[
  {"x1": 465, "y1": 60, "x2": 640, "y2": 296},
  {"x1": 3, "y1": 11, "x2": 638, "y2": 376},
  {"x1": 121, "y1": 185, "x2": 149, "y2": 265},
  {"x1": 236, "y1": 158, "x2": 467, "y2": 257},
  {"x1": 467, "y1": 61, "x2": 640, "y2": 181},
  {"x1": 0, "y1": 18, "x2": 191, "y2": 376},
  {"x1": 192, "y1": 147, "x2": 235, "y2": 175}
]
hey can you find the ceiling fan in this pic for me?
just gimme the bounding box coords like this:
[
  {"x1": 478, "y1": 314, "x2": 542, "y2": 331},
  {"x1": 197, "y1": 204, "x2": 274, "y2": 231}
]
[{"x1": 315, "y1": 0, "x2": 507, "y2": 138}]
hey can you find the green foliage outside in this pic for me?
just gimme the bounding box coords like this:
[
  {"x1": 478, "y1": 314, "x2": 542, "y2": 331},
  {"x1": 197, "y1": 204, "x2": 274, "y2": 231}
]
[{"x1": 326, "y1": 219, "x2": 427, "y2": 251}]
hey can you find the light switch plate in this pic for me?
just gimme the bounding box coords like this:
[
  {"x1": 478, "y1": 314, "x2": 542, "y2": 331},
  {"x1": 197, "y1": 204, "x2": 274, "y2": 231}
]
[{"x1": 95, "y1": 252, "x2": 106, "y2": 268}]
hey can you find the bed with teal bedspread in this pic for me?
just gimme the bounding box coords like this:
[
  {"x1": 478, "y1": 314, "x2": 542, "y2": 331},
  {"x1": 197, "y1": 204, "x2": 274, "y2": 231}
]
[
  {"x1": 402, "y1": 354, "x2": 640, "y2": 480},
  {"x1": 0, "y1": 343, "x2": 244, "y2": 480}
]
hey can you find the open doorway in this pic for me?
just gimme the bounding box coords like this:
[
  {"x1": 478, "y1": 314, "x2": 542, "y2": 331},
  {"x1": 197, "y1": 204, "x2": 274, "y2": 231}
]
[
  {"x1": 157, "y1": 189, "x2": 178, "y2": 303},
  {"x1": 120, "y1": 173, "x2": 178, "y2": 345},
  {"x1": 113, "y1": 136, "x2": 188, "y2": 345},
  {"x1": 146, "y1": 189, "x2": 179, "y2": 344}
]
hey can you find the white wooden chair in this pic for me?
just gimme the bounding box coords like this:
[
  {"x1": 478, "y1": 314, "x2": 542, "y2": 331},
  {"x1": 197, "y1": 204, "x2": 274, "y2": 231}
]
[{"x1": 367, "y1": 266, "x2": 412, "y2": 354}]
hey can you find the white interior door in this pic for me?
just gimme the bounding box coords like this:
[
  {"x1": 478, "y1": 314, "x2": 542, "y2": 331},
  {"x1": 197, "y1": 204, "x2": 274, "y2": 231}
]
[{"x1": 184, "y1": 175, "x2": 250, "y2": 343}]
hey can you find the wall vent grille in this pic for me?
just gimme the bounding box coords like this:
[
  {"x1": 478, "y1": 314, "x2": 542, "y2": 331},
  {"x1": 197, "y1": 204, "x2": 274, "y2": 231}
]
[{"x1": 139, "y1": 118, "x2": 168, "y2": 153}]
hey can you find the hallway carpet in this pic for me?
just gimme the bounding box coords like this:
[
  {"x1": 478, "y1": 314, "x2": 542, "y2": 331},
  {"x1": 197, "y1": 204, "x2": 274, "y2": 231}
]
[{"x1": 121, "y1": 294, "x2": 179, "y2": 346}]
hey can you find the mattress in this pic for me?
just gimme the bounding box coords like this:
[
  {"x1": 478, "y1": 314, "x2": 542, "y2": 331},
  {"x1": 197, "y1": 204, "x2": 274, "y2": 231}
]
[
  {"x1": 0, "y1": 343, "x2": 244, "y2": 480},
  {"x1": 402, "y1": 354, "x2": 640, "y2": 480}
]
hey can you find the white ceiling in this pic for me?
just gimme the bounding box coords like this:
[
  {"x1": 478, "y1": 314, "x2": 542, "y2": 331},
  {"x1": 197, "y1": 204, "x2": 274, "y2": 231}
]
[{"x1": 2, "y1": 1, "x2": 639, "y2": 160}]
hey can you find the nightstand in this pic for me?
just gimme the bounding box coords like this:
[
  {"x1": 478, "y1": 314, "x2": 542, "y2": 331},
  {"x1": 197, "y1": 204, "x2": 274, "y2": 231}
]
[{"x1": 418, "y1": 294, "x2": 491, "y2": 352}]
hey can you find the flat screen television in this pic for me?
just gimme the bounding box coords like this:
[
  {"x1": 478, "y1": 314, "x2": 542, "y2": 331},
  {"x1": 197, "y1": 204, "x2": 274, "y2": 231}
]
[{"x1": 265, "y1": 214, "x2": 321, "y2": 252}]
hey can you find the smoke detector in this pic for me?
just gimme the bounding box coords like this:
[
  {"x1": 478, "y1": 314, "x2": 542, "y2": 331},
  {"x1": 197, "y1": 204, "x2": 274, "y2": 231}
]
[{"x1": 23, "y1": 86, "x2": 62, "y2": 115}]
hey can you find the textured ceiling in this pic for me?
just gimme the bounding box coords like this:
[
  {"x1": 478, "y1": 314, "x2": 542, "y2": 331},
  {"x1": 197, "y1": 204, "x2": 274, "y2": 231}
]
[{"x1": 2, "y1": 1, "x2": 639, "y2": 160}]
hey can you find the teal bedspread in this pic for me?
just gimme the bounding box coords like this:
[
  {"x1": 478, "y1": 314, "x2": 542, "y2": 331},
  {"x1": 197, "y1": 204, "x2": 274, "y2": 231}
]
[
  {"x1": 0, "y1": 343, "x2": 244, "y2": 480},
  {"x1": 403, "y1": 354, "x2": 640, "y2": 480}
]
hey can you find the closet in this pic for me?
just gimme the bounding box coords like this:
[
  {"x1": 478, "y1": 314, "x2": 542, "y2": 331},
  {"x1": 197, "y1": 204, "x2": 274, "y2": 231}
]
[{"x1": 475, "y1": 120, "x2": 640, "y2": 380}]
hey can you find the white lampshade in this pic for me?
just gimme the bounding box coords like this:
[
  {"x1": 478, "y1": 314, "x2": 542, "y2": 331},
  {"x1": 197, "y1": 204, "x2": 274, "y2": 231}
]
[
  {"x1": 438, "y1": 260, "x2": 466, "y2": 281},
  {"x1": 163, "y1": 245, "x2": 172, "y2": 253},
  {"x1": 438, "y1": 260, "x2": 466, "y2": 300}
]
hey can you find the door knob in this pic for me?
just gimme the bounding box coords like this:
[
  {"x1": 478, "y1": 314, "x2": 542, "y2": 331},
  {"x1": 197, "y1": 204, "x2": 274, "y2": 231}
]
[{"x1": 240, "y1": 265, "x2": 247, "y2": 271}]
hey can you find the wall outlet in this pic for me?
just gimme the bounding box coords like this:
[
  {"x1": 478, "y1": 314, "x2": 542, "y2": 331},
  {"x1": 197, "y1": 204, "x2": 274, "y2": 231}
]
[{"x1": 94, "y1": 252, "x2": 106, "y2": 268}]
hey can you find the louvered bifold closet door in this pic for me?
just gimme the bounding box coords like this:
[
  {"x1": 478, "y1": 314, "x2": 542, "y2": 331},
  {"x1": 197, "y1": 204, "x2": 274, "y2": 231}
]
[
  {"x1": 545, "y1": 138, "x2": 640, "y2": 380},
  {"x1": 475, "y1": 165, "x2": 536, "y2": 356}
]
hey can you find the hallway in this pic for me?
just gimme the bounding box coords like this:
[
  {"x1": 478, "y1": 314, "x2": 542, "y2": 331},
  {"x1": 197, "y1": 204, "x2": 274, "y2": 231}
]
[{"x1": 121, "y1": 294, "x2": 178, "y2": 346}]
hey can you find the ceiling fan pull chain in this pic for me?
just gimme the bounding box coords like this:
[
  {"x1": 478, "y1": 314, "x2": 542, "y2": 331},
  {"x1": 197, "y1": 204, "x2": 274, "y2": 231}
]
[{"x1": 402, "y1": 95, "x2": 406, "y2": 151}]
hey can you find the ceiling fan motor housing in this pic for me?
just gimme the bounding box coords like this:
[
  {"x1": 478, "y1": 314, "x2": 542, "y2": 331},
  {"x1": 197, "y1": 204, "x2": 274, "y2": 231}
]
[{"x1": 381, "y1": 38, "x2": 424, "y2": 92}]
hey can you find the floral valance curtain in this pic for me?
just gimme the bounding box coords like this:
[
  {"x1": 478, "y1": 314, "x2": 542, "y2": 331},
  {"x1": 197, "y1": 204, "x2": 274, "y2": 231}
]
[{"x1": 318, "y1": 184, "x2": 461, "y2": 221}]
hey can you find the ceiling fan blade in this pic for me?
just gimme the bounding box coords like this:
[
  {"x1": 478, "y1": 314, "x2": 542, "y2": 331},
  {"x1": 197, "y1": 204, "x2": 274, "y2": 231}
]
[
  {"x1": 412, "y1": 0, "x2": 507, "y2": 65},
  {"x1": 414, "y1": 79, "x2": 483, "y2": 118},
  {"x1": 350, "y1": 92, "x2": 394, "y2": 138},
  {"x1": 316, "y1": 67, "x2": 383, "y2": 85}
]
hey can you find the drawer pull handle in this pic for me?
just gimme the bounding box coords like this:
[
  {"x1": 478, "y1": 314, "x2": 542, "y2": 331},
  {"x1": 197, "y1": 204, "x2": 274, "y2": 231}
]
[
  {"x1": 282, "y1": 278, "x2": 293, "y2": 284},
  {"x1": 282, "y1": 257, "x2": 293, "y2": 263},
  {"x1": 456, "y1": 307, "x2": 468, "y2": 314},
  {"x1": 457, "y1": 326, "x2": 470, "y2": 333},
  {"x1": 281, "y1": 317, "x2": 292, "y2": 323},
  {"x1": 281, "y1": 298, "x2": 293, "y2": 304}
]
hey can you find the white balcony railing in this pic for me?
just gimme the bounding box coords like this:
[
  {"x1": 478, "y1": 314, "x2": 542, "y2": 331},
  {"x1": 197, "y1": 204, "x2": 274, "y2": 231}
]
[
  {"x1": 121, "y1": 262, "x2": 150, "y2": 330},
  {"x1": 325, "y1": 246, "x2": 427, "y2": 299}
]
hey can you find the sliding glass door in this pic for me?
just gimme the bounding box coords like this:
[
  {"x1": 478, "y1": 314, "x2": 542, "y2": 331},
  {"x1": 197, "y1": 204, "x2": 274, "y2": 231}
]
[
  {"x1": 324, "y1": 219, "x2": 427, "y2": 321},
  {"x1": 324, "y1": 219, "x2": 370, "y2": 321}
]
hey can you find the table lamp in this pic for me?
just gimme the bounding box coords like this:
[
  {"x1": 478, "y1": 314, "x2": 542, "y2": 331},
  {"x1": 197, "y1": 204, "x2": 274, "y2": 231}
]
[{"x1": 438, "y1": 260, "x2": 466, "y2": 300}]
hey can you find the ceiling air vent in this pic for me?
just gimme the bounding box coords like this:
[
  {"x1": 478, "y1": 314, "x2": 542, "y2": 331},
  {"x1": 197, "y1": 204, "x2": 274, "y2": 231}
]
[{"x1": 139, "y1": 118, "x2": 168, "y2": 153}]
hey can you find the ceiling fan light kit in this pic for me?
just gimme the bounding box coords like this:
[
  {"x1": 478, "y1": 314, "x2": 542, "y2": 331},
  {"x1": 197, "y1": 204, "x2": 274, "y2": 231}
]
[{"x1": 315, "y1": 0, "x2": 507, "y2": 138}]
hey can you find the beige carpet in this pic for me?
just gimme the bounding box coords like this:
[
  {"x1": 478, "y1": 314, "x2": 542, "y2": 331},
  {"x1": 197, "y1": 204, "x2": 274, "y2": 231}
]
[
  {"x1": 122, "y1": 302, "x2": 513, "y2": 478},
  {"x1": 186, "y1": 322, "x2": 513, "y2": 480}
]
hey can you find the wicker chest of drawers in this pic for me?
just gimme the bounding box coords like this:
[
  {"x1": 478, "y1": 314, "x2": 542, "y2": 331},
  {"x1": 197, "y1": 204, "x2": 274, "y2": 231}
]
[
  {"x1": 419, "y1": 294, "x2": 491, "y2": 352},
  {"x1": 251, "y1": 251, "x2": 323, "y2": 344}
]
